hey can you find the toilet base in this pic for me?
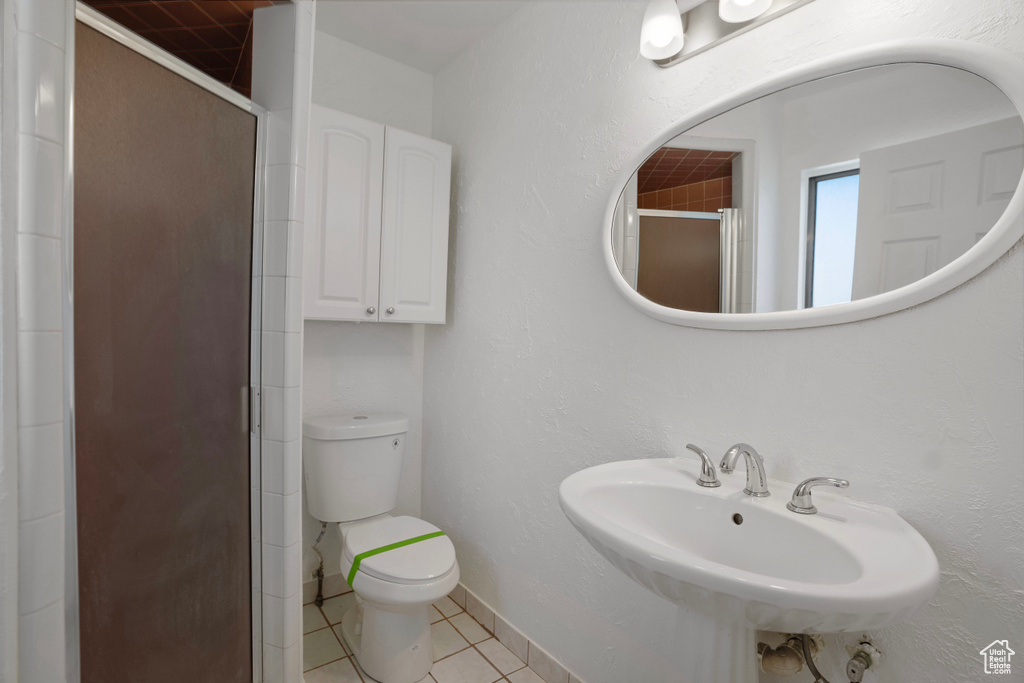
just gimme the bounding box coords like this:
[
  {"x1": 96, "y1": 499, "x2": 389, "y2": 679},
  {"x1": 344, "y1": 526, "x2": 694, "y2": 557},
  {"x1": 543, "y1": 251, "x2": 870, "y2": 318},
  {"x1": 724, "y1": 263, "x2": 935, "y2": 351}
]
[{"x1": 339, "y1": 598, "x2": 433, "y2": 683}]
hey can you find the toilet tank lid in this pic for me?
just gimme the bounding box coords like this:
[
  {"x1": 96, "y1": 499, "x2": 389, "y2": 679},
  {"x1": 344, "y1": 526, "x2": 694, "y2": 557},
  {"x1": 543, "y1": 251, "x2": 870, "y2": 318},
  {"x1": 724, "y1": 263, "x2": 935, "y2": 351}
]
[{"x1": 303, "y1": 413, "x2": 409, "y2": 440}]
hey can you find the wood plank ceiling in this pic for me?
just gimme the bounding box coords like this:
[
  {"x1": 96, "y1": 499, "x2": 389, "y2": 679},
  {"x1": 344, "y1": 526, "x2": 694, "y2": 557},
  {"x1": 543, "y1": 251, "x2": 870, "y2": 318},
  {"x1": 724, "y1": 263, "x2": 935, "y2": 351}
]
[{"x1": 81, "y1": 0, "x2": 278, "y2": 98}]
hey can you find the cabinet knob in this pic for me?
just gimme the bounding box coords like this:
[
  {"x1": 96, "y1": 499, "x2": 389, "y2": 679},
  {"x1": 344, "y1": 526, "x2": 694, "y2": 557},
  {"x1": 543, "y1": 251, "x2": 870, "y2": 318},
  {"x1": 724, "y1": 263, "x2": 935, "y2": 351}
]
[
  {"x1": 386, "y1": 307, "x2": 395, "y2": 315},
  {"x1": 366, "y1": 307, "x2": 376, "y2": 315}
]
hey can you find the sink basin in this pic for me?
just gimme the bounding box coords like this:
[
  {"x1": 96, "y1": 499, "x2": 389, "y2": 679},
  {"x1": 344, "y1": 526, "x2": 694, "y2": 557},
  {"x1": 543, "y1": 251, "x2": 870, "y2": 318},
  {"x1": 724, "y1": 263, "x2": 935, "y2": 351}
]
[{"x1": 559, "y1": 458, "x2": 939, "y2": 634}]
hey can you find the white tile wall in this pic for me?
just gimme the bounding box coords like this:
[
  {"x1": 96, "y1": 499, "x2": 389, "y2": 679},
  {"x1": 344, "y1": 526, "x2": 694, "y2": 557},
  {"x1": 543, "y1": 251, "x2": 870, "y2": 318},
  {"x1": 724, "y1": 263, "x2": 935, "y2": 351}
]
[
  {"x1": 253, "y1": 2, "x2": 316, "y2": 681},
  {"x1": 263, "y1": 331, "x2": 303, "y2": 387},
  {"x1": 266, "y1": 641, "x2": 303, "y2": 682},
  {"x1": 16, "y1": 331, "x2": 63, "y2": 426},
  {"x1": 16, "y1": 423, "x2": 64, "y2": 521},
  {"x1": 262, "y1": 490, "x2": 302, "y2": 548},
  {"x1": 266, "y1": 109, "x2": 295, "y2": 167},
  {"x1": 11, "y1": 1, "x2": 72, "y2": 681},
  {"x1": 16, "y1": 135, "x2": 64, "y2": 238},
  {"x1": 264, "y1": 592, "x2": 302, "y2": 649},
  {"x1": 17, "y1": 600, "x2": 66, "y2": 683},
  {"x1": 17, "y1": 512, "x2": 64, "y2": 615},
  {"x1": 264, "y1": 385, "x2": 302, "y2": 442},
  {"x1": 16, "y1": 0, "x2": 66, "y2": 48},
  {"x1": 16, "y1": 235, "x2": 62, "y2": 331},
  {"x1": 263, "y1": 541, "x2": 302, "y2": 599},
  {"x1": 262, "y1": 438, "x2": 302, "y2": 496},
  {"x1": 265, "y1": 164, "x2": 295, "y2": 222}
]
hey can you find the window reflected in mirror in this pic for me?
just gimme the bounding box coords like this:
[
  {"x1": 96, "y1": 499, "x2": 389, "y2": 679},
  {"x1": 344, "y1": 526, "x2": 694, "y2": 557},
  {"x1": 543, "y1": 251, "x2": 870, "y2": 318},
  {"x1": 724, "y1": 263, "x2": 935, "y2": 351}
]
[{"x1": 806, "y1": 167, "x2": 859, "y2": 308}]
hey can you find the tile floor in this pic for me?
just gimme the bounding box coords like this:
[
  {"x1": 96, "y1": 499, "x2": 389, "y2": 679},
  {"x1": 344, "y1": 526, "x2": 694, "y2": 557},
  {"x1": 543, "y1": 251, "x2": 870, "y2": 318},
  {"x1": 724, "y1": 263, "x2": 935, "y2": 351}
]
[{"x1": 303, "y1": 590, "x2": 543, "y2": 683}]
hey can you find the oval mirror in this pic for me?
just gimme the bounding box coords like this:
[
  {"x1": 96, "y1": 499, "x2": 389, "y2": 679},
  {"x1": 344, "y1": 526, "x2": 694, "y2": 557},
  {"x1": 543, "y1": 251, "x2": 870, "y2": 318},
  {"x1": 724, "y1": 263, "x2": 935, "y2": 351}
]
[{"x1": 606, "y1": 43, "x2": 1024, "y2": 329}]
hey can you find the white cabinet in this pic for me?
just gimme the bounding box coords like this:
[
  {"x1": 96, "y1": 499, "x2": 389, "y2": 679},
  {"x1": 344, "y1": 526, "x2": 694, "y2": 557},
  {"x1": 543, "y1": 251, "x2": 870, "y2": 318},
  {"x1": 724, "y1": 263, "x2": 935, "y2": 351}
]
[{"x1": 304, "y1": 105, "x2": 452, "y2": 323}]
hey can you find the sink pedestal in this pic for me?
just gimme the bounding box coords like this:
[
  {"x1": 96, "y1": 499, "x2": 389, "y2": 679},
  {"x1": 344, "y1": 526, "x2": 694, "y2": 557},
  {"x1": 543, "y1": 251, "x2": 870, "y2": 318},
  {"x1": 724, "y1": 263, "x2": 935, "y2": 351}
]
[{"x1": 672, "y1": 607, "x2": 757, "y2": 683}]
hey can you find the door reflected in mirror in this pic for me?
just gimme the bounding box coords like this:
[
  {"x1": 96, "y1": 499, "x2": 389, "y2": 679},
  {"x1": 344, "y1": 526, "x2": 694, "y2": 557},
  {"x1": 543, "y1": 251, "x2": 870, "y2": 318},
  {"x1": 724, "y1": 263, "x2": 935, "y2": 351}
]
[{"x1": 610, "y1": 64, "x2": 1024, "y2": 314}]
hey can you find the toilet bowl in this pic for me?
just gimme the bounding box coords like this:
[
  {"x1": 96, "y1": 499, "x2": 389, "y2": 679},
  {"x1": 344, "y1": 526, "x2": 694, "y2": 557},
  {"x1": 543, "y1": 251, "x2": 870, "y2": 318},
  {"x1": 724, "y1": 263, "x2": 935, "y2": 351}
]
[
  {"x1": 303, "y1": 413, "x2": 459, "y2": 683},
  {"x1": 334, "y1": 516, "x2": 458, "y2": 682}
]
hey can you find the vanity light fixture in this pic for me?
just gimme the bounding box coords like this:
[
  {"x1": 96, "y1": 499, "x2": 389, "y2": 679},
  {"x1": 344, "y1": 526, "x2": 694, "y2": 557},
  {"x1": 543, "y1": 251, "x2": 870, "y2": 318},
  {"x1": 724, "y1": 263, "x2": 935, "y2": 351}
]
[
  {"x1": 718, "y1": 0, "x2": 772, "y2": 23},
  {"x1": 639, "y1": 0, "x2": 686, "y2": 61},
  {"x1": 641, "y1": 0, "x2": 817, "y2": 68}
]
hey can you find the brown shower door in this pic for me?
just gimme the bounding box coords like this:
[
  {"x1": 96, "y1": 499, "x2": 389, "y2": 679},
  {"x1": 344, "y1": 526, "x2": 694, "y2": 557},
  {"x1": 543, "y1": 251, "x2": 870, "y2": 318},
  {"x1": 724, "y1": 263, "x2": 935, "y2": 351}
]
[
  {"x1": 74, "y1": 23, "x2": 256, "y2": 683},
  {"x1": 637, "y1": 215, "x2": 721, "y2": 312}
]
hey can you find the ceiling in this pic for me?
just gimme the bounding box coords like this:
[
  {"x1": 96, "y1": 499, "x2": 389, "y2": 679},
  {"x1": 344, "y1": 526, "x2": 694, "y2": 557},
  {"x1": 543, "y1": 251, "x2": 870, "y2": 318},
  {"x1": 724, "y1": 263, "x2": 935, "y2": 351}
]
[
  {"x1": 81, "y1": 0, "x2": 278, "y2": 97},
  {"x1": 638, "y1": 148, "x2": 737, "y2": 195},
  {"x1": 315, "y1": 1, "x2": 525, "y2": 75}
]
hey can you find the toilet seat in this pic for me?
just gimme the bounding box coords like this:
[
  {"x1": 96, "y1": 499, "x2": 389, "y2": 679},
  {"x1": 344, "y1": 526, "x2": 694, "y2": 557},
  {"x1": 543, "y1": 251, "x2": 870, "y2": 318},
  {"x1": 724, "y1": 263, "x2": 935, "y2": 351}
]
[{"x1": 343, "y1": 516, "x2": 456, "y2": 585}]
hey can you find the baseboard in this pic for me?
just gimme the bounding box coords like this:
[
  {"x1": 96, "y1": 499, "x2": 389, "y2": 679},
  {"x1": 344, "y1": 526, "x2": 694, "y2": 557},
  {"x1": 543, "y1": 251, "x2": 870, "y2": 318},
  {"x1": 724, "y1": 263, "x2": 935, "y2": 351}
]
[{"x1": 457, "y1": 584, "x2": 584, "y2": 683}]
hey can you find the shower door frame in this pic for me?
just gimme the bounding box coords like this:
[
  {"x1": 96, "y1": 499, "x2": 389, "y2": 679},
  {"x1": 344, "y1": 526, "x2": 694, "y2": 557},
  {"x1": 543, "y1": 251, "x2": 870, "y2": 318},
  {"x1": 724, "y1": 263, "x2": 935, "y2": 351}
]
[{"x1": 69, "y1": 5, "x2": 267, "y2": 681}]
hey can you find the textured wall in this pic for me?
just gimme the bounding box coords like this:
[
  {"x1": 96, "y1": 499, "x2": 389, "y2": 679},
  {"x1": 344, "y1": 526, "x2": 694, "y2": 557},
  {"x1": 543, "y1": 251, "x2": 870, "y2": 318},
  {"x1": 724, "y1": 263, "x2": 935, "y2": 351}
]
[
  {"x1": 423, "y1": 1, "x2": 1024, "y2": 682},
  {"x1": 311, "y1": 30, "x2": 433, "y2": 137},
  {"x1": 301, "y1": 30, "x2": 434, "y2": 580}
]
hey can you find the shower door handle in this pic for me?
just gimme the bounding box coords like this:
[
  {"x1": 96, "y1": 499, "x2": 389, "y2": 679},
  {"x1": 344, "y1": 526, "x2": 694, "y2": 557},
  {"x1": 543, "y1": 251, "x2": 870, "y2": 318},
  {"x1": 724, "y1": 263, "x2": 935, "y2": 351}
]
[{"x1": 249, "y1": 385, "x2": 261, "y2": 435}]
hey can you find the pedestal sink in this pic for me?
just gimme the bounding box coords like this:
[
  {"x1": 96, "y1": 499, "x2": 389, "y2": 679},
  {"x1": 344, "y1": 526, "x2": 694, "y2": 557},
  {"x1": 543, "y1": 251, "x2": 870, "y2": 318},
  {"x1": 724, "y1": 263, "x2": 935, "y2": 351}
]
[{"x1": 558, "y1": 458, "x2": 939, "y2": 682}]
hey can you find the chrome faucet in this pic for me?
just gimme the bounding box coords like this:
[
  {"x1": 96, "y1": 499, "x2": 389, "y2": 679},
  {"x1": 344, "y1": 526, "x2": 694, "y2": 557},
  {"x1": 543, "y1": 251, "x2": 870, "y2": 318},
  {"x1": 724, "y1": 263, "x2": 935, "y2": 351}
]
[
  {"x1": 719, "y1": 443, "x2": 770, "y2": 497},
  {"x1": 683, "y1": 444, "x2": 721, "y2": 488},
  {"x1": 786, "y1": 477, "x2": 849, "y2": 514}
]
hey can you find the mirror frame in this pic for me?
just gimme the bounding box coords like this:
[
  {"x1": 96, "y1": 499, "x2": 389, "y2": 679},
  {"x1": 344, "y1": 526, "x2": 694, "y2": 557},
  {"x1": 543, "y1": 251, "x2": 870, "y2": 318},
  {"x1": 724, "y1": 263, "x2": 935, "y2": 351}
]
[{"x1": 604, "y1": 39, "x2": 1024, "y2": 330}]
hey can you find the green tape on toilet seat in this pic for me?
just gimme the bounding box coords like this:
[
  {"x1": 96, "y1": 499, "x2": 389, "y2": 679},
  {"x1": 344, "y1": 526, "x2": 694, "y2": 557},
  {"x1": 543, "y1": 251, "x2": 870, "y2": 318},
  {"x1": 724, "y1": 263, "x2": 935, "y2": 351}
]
[{"x1": 346, "y1": 531, "x2": 447, "y2": 586}]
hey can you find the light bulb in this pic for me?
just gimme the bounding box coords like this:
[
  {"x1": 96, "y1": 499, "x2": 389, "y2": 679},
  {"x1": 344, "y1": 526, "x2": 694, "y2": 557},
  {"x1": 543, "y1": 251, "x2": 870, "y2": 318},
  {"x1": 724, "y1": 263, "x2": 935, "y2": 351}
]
[
  {"x1": 641, "y1": 0, "x2": 685, "y2": 61},
  {"x1": 648, "y1": 18, "x2": 676, "y2": 47},
  {"x1": 719, "y1": 0, "x2": 772, "y2": 23}
]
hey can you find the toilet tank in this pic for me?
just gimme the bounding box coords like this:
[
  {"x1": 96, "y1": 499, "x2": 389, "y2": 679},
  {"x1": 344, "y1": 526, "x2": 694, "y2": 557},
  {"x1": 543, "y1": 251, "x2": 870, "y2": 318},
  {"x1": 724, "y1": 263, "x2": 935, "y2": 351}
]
[{"x1": 302, "y1": 413, "x2": 409, "y2": 522}]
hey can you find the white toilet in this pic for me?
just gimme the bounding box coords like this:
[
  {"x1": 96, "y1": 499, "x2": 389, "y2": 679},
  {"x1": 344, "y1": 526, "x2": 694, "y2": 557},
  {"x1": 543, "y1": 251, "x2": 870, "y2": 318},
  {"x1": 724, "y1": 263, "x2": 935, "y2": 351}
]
[{"x1": 303, "y1": 413, "x2": 459, "y2": 683}]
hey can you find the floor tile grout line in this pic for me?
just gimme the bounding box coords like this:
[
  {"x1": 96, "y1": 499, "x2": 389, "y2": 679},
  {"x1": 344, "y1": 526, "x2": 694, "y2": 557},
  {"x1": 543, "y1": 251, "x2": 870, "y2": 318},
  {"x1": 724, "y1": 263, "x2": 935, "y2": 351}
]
[
  {"x1": 304, "y1": 592, "x2": 539, "y2": 683},
  {"x1": 303, "y1": 598, "x2": 361, "y2": 680},
  {"x1": 304, "y1": 652, "x2": 368, "y2": 682},
  {"x1": 319, "y1": 599, "x2": 366, "y2": 682},
  {"x1": 437, "y1": 605, "x2": 534, "y2": 680},
  {"x1": 301, "y1": 653, "x2": 347, "y2": 674},
  {"x1": 471, "y1": 639, "x2": 527, "y2": 677},
  {"x1": 447, "y1": 612, "x2": 491, "y2": 645}
]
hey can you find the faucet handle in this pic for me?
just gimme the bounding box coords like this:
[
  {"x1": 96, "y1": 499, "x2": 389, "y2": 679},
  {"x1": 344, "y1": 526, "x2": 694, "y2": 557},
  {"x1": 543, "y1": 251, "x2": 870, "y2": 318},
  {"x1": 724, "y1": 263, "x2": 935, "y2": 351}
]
[
  {"x1": 786, "y1": 477, "x2": 850, "y2": 515},
  {"x1": 684, "y1": 444, "x2": 721, "y2": 488}
]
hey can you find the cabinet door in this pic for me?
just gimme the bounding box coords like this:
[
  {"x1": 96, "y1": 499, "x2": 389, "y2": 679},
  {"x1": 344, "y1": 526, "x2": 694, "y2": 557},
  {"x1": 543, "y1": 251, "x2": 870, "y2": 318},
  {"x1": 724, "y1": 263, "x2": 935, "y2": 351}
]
[
  {"x1": 379, "y1": 128, "x2": 452, "y2": 323},
  {"x1": 304, "y1": 105, "x2": 385, "y2": 320}
]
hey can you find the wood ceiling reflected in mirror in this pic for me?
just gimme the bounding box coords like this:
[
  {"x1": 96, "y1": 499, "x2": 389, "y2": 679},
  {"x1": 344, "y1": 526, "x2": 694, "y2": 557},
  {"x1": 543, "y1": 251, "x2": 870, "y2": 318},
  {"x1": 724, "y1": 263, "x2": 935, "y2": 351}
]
[
  {"x1": 637, "y1": 148, "x2": 737, "y2": 212},
  {"x1": 80, "y1": 0, "x2": 280, "y2": 98}
]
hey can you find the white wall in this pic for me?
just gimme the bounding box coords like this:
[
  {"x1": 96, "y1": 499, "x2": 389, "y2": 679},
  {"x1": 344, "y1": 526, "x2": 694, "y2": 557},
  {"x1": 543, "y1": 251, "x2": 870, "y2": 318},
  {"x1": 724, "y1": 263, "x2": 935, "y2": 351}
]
[
  {"x1": 311, "y1": 30, "x2": 432, "y2": 137},
  {"x1": 301, "y1": 29, "x2": 434, "y2": 581},
  {"x1": 424, "y1": 2, "x2": 1024, "y2": 683}
]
